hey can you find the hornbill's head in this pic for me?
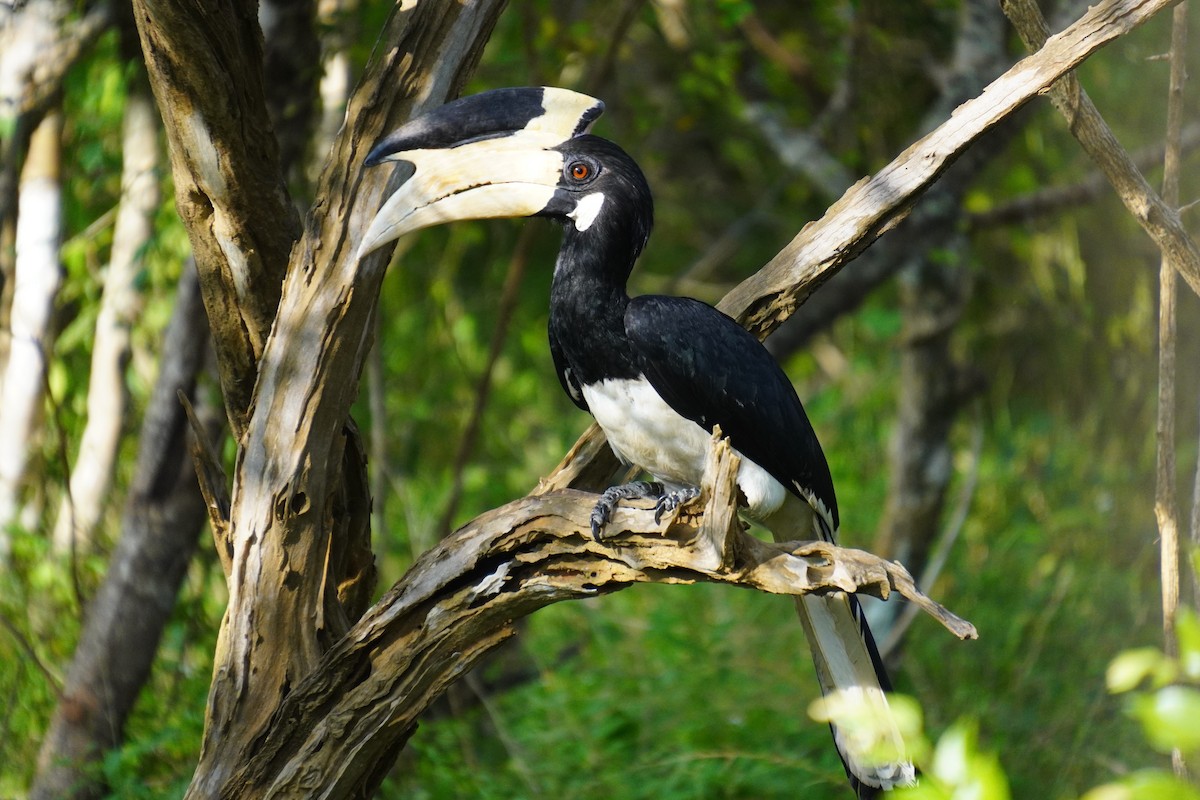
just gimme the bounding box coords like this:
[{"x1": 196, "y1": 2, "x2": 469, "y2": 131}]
[{"x1": 359, "y1": 87, "x2": 653, "y2": 266}]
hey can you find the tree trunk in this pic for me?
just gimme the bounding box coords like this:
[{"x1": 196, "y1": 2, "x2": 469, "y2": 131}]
[
  {"x1": 0, "y1": 107, "x2": 62, "y2": 559},
  {"x1": 51, "y1": 77, "x2": 160, "y2": 555},
  {"x1": 118, "y1": 1, "x2": 1179, "y2": 797},
  {"x1": 134, "y1": 0, "x2": 301, "y2": 437},
  {"x1": 130, "y1": 2, "x2": 514, "y2": 796},
  {"x1": 32, "y1": 262, "x2": 218, "y2": 800}
]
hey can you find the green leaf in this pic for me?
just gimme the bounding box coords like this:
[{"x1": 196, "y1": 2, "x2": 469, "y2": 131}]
[
  {"x1": 913, "y1": 721, "x2": 1011, "y2": 800},
  {"x1": 1081, "y1": 769, "x2": 1200, "y2": 800},
  {"x1": 1176, "y1": 608, "x2": 1200, "y2": 681},
  {"x1": 809, "y1": 691, "x2": 927, "y2": 768},
  {"x1": 1130, "y1": 686, "x2": 1200, "y2": 754},
  {"x1": 1107, "y1": 648, "x2": 1177, "y2": 693}
]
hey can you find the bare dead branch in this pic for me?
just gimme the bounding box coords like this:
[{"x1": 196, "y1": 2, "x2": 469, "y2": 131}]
[
  {"x1": 1001, "y1": 0, "x2": 1200, "y2": 299},
  {"x1": 216, "y1": 435, "x2": 974, "y2": 798},
  {"x1": 180, "y1": 4, "x2": 510, "y2": 797},
  {"x1": 1159, "y1": 3, "x2": 1189, "y2": 779},
  {"x1": 968, "y1": 122, "x2": 1200, "y2": 228},
  {"x1": 547, "y1": 0, "x2": 1184, "y2": 496},
  {"x1": 144, "y1": 2, "x2": 1180, "y2": 796}
]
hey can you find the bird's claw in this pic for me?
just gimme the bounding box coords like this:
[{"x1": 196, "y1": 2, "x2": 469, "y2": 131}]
[
  {"x1": 589, "y1": 481, "x2": 663, "y2": 540},
  {"x1": 653, "y1": 487, "x2": 701, "y2": 524}
]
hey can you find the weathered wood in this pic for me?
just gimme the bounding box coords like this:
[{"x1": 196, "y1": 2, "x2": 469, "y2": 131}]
[
  {"x1": 545, "y1": 0, "x2": 1186, "y2": 493},
  {"x1": 1001, "y1": 0, "x2": 1200, "y2": 298},
  {"x1": 218, "y1": 435, "x2": 975, "y2": 798},
  {"x1": 719, "y1": 0, "x2": 1192, "y2": 337},
  {"x1": 180, "y1": 2, "x2": 510, "y2": 797},
  {"x1": 130, "y1": 1, "x2": 1178, "y2": 797},
  {"x1": 133, "y1": 0, "x2": 300, "y2": 437}
]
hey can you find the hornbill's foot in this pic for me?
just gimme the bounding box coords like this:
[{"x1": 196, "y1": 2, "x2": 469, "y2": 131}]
[
  {"x1": 654, "y1": 486, "x2": 701, "y2": 524},
  {"x1": 590, "y1": 481, "x2": 663, "y2": 540}
]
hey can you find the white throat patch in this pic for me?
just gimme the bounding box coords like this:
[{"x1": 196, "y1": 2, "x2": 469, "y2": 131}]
[{"x1": 568, "y1": 192, "x2": 606, "y2": 231}]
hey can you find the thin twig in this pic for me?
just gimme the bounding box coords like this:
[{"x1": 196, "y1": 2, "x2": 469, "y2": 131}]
[
  {"x1": 1000, "y1": 0, "x2": 1200, "y2": 299},
  {"x1": 39, "y1": 349, "x2": 83, "y2": 610},
  {"x1": 0, "y1": 611, "x2": 63, "y2": 697},
  {"x1": 1159, "y1": 0, "x2": 1189, "y2": 780},
  {"x1": 879, "y1": 406, "x2": 984, "y2": 660},
  {"x1": 1156, "y1": 0, "x2": 1187, "y2": 649}
]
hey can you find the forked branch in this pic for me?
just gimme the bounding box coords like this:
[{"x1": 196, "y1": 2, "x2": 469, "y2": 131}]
[{"x1": 226, "y1": 434, "x2": 974, "y2": 797}]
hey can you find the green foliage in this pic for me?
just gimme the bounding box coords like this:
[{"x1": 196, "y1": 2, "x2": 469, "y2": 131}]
[
  {"x1": 4, "y1": 1, "x2": 1199, "y2": 798},
  {"x1": 880, "y1": 615, "x2": 1200, "y2": 800},
  {"x1": 893, "y1": 720, "x2": 1010, "y2": 800}
]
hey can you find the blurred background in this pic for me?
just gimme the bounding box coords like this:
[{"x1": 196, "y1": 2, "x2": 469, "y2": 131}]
[{"x1": 1, "y1": 0, "x2": 1198, "y2": 797}]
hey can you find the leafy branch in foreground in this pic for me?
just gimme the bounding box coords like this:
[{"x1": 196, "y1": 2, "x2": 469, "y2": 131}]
[{"x1": 881, "y1": 607, "x2": 1200, "y2": 800}]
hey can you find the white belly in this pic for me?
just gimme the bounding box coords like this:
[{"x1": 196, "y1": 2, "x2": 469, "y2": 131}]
[{"x1": 581, "y1": 377, "x2": 787, "y2": 516}]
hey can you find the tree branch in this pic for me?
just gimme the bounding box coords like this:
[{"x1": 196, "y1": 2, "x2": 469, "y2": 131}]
[
  {"x1": 967, "y1": 122, "x2": 1200, "y2": 229},
  {"x1": 217, "y1": 435, "x2": 975, "y2": 798},
  {"x1": 133, "y1": 0, "x2": 300, "y2": 436},
  {"x1": 181, "y1": 3, "x2": 509, "y2": 797},
  {"x1": 155, "y1": 2, "x2": 1183, "y2": 796},
  {"x1": 1001, "y1": 0, "x2": 1200, "y2": 299},
  {"x1": 544, "y1": 0, "x2": 1186, "y2": 494}
]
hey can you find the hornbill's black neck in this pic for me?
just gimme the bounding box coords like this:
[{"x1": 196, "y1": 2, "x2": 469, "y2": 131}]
[{"x1": 549, "y1": 207, "x2": 651, "y2": 384}]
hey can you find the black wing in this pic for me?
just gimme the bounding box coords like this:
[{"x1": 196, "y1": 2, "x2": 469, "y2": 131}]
[
  {"x1": 549, "y1": 329, "x2": 589, "y2": 412},
  {"x1": 624, "y1": 294, "x2": 838, "y2": 531}
]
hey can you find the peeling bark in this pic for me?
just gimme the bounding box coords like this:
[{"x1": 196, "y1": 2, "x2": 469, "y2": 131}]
[
  {"x1": 133, "y1": 0, "x2": 301, "y2": 436},
  {"x1": 123, "y1": 0, "x2": 1178, "y2": 796},
  {"x1": 203, "y1": 436, "x2": 975, "y2": 798},
  {"x1": 174, "y1": 3, "x2": 510, "y2": 797}
]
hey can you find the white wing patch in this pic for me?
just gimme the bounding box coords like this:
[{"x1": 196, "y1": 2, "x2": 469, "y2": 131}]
[
  {"x1": 568, "y1": 192, "x2": 606, "y2": 231},
  {"x1": 563, "y1": 367, "x2": 583, "y2": 404},
  {"x1": 793, "y1": 479, "x2": 836, "y2": 540}
]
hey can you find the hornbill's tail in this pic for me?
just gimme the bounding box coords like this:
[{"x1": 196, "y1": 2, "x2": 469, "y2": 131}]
[{"x1": 762, "y1": 497, "x2": 915, "y2": 797}]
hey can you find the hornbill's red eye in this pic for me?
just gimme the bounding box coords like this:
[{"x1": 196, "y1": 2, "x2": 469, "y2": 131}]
[{"x1": 570, "y1": 162, "x2": 591, "y2": 181}]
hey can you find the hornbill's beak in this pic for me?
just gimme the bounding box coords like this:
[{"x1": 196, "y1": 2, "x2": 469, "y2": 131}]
[{"x1": 358, "y1": 87, "x2": 604, "y2": 258}]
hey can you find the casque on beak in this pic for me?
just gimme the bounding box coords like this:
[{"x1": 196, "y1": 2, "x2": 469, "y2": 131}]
[{"x1": 358, "y1": 87, "x2": 604, "y2": 258}]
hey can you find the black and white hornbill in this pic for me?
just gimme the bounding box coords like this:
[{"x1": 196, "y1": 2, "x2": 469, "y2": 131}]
[{"x1": 360, "y1": 87, "x2": 915, "y2": 796}]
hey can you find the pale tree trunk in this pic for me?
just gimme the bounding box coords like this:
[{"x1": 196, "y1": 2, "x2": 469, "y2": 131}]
[
  {"x1": 0, "y1": 108, "x2": 62, "y2": 559},
  {"x1": 0, "y1": 0, "x2": 107, "y2": 359},
  {"x1": 31, "y1": 262, "x2": 218, "y2": 800},
  {"x1": 310, "y1": 0, "x2": 357, "y2": 186},
  {"x1": 120, "y1": 1, "x2": 1178, "y2": 797},
  {"x1": 34, "y1": 2, "x2": 325, "y2": 789},
  {"x1": 51, "y1": 77, "x2": 160, "y2": 555}
]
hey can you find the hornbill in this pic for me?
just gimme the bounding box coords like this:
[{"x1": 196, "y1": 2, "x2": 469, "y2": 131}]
[{"x1": 360, "y1": 87, "x2": 915, "y2": 797}]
